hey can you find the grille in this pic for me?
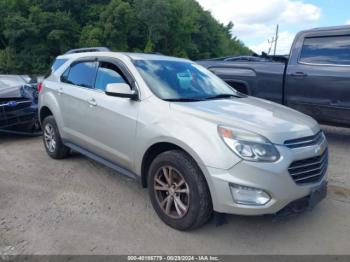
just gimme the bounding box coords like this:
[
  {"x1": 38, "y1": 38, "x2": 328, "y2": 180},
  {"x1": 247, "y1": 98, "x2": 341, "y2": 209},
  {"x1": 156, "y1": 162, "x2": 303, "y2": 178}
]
[
  {"x1": 284, "y1": 131, "x2": 324, "y2": 149},
  {"x1": 1, "y1": 101, "x2": 32, "y2": 112},
  {"x1": 0, "y1": 100, "x2": 35, "y2": 128},
  {"x1": 288, "y1": 149, "x2": 328, "y2": 185}
]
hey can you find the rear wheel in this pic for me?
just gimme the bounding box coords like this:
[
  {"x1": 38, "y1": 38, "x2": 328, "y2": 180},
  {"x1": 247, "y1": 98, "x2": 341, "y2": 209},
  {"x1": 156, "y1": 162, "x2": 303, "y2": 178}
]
[
  {"x1": 42, "y1": 116, "x2": 70, "y2": 159},
  {"x1": 148, "y1": 150, "x2": 212, "y2": 230}
]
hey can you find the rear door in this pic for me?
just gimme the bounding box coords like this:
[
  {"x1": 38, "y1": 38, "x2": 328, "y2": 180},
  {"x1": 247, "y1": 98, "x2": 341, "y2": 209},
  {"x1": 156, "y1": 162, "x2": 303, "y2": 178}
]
[
  {"x1": 285, "y1": 33, "x2": 350, "y2": 126},
  {"x1": 59, "y1": 59, "x2": 99, "y2": 150}
]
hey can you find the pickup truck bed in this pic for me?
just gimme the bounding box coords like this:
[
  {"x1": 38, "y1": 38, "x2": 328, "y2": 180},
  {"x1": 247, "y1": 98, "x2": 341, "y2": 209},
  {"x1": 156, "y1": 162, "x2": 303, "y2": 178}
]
[
  {"x1": 198, "y1": 60, "x2": 286, "y2": 104},
  {"x1": 198, "y1": 25, "x2": 350, "y2": 127}
]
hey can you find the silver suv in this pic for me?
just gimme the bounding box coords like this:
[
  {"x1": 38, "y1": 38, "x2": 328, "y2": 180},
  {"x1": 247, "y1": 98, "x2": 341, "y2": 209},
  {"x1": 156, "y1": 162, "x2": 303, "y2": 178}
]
[{"x1": 39, "y1": 48, "x2": 328, "y2": 230}]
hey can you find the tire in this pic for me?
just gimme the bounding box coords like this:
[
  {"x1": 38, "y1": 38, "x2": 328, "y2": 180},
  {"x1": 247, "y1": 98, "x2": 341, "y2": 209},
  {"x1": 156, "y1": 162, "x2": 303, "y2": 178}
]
[
  {"x1": 42, "y1": 116, "x2": 70, "y2": 159},
  {"x1": 148, "y1": 150, "x2": 213, "y2": 230}
]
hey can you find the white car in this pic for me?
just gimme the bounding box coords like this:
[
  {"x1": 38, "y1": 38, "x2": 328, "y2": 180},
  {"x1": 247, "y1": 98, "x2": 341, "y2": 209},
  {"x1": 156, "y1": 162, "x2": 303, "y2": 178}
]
[{"x1": 38, "y1": 47, "x2": 328, "y2": 230}]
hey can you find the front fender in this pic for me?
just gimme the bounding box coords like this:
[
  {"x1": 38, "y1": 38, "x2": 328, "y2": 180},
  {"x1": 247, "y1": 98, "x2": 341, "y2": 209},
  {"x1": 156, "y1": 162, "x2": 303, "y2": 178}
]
[{"x1": 134, "y1": 100, "x2": 241, "y2": 175}]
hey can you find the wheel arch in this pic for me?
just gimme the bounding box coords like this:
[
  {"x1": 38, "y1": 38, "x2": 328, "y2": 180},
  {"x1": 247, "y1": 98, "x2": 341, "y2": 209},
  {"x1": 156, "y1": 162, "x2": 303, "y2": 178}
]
[
  {"x1": 225, "y1": 80, "x2": 251, "y2": 95},
  {"x1": 38, "y1": 90, "x2": 65, "y2": 136},
  {"x1": 140, "y1": 141, "x2": 208, "y2": 189},
  {"x1": 39, "y1": 106, "x2": 53, "y2": 124}
]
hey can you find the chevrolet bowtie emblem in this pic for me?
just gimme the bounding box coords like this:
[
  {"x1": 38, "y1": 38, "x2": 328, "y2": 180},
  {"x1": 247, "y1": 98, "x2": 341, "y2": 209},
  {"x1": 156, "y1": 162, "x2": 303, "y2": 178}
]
[
  {"x1": 5, "y1": 101, "x2": 18, "y2": 107},
  {"x1": 315, "y1": 142, "x2": 326, "y2": 155}
]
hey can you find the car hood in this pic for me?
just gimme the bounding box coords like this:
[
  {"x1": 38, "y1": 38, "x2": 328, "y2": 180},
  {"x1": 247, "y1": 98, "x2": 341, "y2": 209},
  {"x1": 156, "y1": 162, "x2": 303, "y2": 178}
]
[
  {"x1": 0, "y1": 85, "x2": 22, "y2": 98},
  {"x1": 0, "y1": 84, "x2": 38, "y2": 102},
  {"x1": 170, "y1": 96, "x2": 319, "y2": 144}
]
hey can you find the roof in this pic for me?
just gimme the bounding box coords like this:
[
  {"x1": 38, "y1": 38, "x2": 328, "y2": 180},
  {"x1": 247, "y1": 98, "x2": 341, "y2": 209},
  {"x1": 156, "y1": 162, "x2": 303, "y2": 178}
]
[
  {"x1": 57, "y1": 51, "x2": 189, "y2": 62},
  {"x1": 301, "y1": 25, "x2": 350, "y2": 34},
  {"x1": 121, "y1": 52, "x2": 188, "y2": 62}
]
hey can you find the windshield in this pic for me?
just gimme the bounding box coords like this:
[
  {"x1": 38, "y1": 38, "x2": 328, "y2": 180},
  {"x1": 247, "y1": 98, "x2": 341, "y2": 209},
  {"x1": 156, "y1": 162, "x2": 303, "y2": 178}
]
[{"x1": 133, "y1": 59, "x2": 238, "y2": 100}]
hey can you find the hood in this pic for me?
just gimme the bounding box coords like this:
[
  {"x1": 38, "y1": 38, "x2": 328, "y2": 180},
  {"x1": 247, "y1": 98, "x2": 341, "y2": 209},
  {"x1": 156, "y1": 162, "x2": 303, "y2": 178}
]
[
  {"x1": 0, "y1": 75, "x2": 31, "y2": 99},
  {"x1": 0, "y1": 84, "x2": 38, "y2": 101},
  {"x1": 0, "y1": 86, "x2": 22, "y2": 98},
  {"x1": 170, "y1": 96, "x2": 319, "y2": 144}
]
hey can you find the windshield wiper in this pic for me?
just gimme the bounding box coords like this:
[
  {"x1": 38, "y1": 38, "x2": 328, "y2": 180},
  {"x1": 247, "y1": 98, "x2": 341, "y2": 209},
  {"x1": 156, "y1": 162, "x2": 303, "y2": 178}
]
[
  {"x1": 203, "y1": 93, "x2": 242, "y2": 100},
  {"x1": 163, "y1": 97, "x2": 205, "y2": 102}
]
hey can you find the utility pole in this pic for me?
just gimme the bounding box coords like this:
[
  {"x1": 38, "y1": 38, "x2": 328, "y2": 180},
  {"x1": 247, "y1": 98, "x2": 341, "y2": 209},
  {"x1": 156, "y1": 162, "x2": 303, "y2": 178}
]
[
  {"x1": 267, "y1": 24, "x2": 279, "y2": 55},
  {"x1": 273, "y1": 24, "x2": 279, "y2": 55}
]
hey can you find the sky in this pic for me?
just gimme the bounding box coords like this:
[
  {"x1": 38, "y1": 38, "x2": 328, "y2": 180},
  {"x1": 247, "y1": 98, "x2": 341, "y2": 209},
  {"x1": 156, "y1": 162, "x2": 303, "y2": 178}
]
[{"x1": 196, "y1": 0, "x2": 350, "y2": 54}]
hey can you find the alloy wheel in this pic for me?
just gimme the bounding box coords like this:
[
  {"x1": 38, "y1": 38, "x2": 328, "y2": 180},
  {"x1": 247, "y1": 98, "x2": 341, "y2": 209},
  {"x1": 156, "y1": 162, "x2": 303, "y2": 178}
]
[
  {"x1": 44, "y1": 123, "x2": 56, "y2": 153},
  {"x1": 153, "y1": 166, "x2": 190, "y2": 219}
]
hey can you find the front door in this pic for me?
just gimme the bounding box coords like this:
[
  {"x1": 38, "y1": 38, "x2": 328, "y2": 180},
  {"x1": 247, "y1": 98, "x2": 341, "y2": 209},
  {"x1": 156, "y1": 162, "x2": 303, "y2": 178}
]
[
  {"x1": 83, "y1": 59, "x2": 140, "y2": 170},
  {"x1": 285, "y1": 34, "x2": 350, "y2": 126}
]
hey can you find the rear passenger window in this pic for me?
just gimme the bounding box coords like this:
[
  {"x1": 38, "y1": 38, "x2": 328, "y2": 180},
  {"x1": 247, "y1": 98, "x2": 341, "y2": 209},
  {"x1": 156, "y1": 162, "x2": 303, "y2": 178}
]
[
  {"x1": 95, "y1": 62, "x2": 127, "y2": 91},
  {"x1": 51, "y1": 59, "x2": 67, "y2": 71},
  {"x1": 63, "y1": 62, "x2": 97, "y2": 88},
  {"x1": 299, "y1": 35, "x2": 350, "y2": 65}
]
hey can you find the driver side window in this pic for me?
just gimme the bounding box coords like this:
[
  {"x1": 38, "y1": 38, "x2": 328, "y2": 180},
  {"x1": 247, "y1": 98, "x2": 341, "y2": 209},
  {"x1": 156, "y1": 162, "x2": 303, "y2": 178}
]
[{"x1": 95, "y1": 62, "x2": 128, "y2": 91}]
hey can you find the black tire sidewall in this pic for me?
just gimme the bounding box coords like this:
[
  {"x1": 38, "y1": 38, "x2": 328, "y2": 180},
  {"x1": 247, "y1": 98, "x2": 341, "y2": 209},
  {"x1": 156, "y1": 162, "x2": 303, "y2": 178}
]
[
  {"x1": 42, "y1": 116, "x2": 68, "y2": 159},
  {"x1": 148, "y1": 151, "x2": 211, "y2": 230}
]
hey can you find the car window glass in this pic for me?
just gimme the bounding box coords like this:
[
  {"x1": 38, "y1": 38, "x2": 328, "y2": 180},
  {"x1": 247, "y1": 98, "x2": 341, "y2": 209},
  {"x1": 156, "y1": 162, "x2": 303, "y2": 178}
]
[
  {"x1": 51, "y1": 59, "x2": 67, "y2": 71},
  {"x1": 95, "y1": 62, "x2": 127, "y2": 91},
  {"x1": 133, "y1": 60, "x2": 237, "y2": 99},
  {"x1": 299, "y1": 35, "x2": 350, "y2": 65},
  {"x1": 64, "y1": 62, "x2": 97, "y2": 88},
  {"x1": 61, "y1": 67, "x2": 70, "y2": 82}
]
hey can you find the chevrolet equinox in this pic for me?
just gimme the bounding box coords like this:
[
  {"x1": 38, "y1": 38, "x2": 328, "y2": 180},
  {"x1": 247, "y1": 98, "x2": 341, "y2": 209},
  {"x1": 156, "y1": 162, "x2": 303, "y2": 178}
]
[{"x1": 39, "y1": 48, "x2": 328, "y2": 230}]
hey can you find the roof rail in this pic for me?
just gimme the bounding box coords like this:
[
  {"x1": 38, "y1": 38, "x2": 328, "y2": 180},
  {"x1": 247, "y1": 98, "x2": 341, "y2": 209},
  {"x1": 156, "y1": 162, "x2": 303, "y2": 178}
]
[
  {"x1": 65, "y1": 47, "x2": 111, "y2": 54},
  {"x1": 144, "y1": 52, "x2": 163, "y2": 55}
]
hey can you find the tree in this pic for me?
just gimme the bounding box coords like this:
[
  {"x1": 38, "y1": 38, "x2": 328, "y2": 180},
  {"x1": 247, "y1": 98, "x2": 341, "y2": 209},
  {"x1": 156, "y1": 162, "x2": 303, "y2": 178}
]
[
  {"x1": 100, "y1": 0, "x2": 138, "y2": 50},
  {"x1": 0, "y1": 0, "x2": 251, "y2": 74},
  {"x1": 80, "y1": 25, "x2": 104, "y2": 47},
  {"x1": 134, "y1": 0, "x2": 171, "y2": 52}
]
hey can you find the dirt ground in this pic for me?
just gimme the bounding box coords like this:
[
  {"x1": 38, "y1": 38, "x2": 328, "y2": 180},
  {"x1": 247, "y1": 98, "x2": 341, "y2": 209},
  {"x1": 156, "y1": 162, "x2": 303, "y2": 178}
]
[{"x1": 0, "y1": 125, "x2": 350, "y2": 255}]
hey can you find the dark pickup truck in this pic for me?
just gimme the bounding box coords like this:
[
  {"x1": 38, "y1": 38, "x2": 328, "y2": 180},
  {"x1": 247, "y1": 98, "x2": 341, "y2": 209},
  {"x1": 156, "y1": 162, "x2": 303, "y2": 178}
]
[{"x1": 198, "y1": 25, "x2": 350, "y2": 127}]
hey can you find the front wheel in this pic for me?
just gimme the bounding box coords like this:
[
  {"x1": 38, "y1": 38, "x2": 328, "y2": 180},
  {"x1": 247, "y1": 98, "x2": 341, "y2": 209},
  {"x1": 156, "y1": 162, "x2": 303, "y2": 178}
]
[{"x1": 148, "y1": 150, "x2": 213, "y2": 230}]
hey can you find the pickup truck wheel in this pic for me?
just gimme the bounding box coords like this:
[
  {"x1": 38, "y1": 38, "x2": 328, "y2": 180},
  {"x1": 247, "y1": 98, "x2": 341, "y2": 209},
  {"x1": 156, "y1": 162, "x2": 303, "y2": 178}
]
[
  {"x1": 42, "y1": 116, "x2": 70, "y2": 159},
  {"x1": 148, "y1": 150, "x2": 212, "y2": 230}
]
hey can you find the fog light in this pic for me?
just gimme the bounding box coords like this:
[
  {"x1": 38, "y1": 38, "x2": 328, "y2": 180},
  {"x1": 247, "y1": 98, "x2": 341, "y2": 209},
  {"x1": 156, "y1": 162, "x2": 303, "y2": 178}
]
[{"x1": 230, "y1": 183, "x2": 271, "y2": 206}]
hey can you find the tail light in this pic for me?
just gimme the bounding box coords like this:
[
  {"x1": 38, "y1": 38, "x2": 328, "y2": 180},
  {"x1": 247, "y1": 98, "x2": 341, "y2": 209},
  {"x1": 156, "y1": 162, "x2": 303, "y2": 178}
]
[{"x1": 37, "y1": 82, "x2": 43, "y2": 93}]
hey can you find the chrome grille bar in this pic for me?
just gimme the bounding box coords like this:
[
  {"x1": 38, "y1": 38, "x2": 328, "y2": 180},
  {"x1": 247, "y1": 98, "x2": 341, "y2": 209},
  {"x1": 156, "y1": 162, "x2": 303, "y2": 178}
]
[
  {"x1": 288, "y1": 151, "x2": 328, "y2": 170},
  {"x1": 284, "y1": 131, "x2": 324, "y2": 149},
  {"x1": 289, "y1": 159, "x2": 328, "y2": 177},
  {"x1": 294, "y1": 165, "x2": 328, "y2": 183},
  {"x1": 288, "y1": 149, "x2": 328, "y2": 185}
]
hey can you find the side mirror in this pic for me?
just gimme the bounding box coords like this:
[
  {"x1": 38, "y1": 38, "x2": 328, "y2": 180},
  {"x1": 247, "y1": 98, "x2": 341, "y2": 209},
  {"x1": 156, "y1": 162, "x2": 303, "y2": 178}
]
[{"x1": 105, "y1": 83, "x2": 138, "y2": 100}]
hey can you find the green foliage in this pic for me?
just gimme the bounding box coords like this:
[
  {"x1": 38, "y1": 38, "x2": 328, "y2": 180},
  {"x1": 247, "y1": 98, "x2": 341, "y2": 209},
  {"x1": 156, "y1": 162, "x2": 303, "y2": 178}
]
[{"x1": 0, "y1": 0, "x2": 251, "y2": 74}]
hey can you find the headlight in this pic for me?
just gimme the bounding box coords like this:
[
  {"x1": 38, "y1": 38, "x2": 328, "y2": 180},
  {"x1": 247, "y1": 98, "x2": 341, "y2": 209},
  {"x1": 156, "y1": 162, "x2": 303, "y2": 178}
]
[{"x1": 218, "y1": 126, "x2": 280, "y2": 162}]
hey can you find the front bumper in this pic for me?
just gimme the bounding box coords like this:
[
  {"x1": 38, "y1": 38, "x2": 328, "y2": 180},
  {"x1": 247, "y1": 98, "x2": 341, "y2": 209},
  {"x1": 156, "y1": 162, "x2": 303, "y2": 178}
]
[
  {"x1": 0, "y1": 101, "x2": 41, "y2": 135},
  {"x1": 275, "y1": 180, "x2": 327, "y2": 218},
  {"x1": 205, "y1": 144, "x2": 328, "y2": 215}
]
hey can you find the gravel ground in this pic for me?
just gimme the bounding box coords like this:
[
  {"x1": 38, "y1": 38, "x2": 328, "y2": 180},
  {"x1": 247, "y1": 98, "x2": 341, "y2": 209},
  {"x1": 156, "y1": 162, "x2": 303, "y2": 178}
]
[{"x1": 0, "y1": 125, "x2": 350, "y2": 255}]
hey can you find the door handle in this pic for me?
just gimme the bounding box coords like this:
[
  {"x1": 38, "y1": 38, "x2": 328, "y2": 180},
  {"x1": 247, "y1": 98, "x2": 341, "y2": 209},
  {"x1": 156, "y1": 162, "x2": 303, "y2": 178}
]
[
  {"x1": 290, "y1": 72, "x2": 308, "y2": 78},
  {"x1": 57, "y1": 87, "x2": 63, "y2": 95},
  {"x1": 330, "y1": 100, "x2": 340, "y2": 106},
  {"x1": 88, "y1": 98, "x2": 97, "y2": 107}
]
